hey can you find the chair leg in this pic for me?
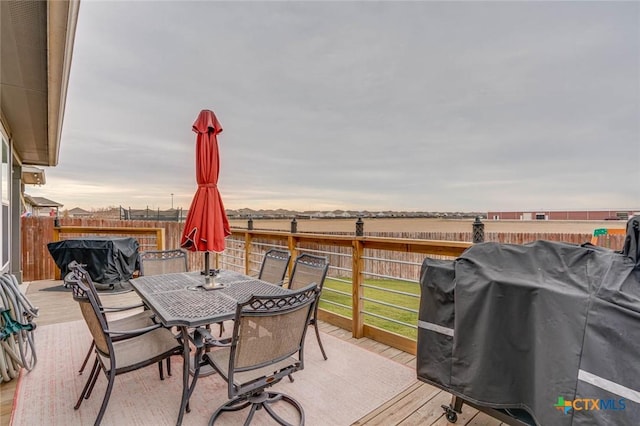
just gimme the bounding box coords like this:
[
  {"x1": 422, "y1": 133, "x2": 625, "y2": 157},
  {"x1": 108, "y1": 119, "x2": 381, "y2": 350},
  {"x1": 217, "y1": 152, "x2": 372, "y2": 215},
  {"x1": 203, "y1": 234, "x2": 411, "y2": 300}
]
[
  {"x1": 95, "y1": 369, "x2": 116, "y2": 425},
  {"x1": 207, "y1": 397, "x2": 253, "y2": 426},
  {"x1": 208, "y1": 391, "x2": 304, "y2": 426},
  {"x1": 85, "y1": 360, "x2": 102, "y2": 399},
  {"x1": 75, "y1": 358, "x2": 99, "y2": 409},
  {"x1": 79, "y1": 341, "x2": 95, "y2": 374},
  {"x1": 154, "y1": 356, "x2": 171, "y2": 380},
  {"x1": 244, "y1": 403, "x2": 260, "y2": 425},
  {"x1": 313, "y1": 320, "x2": 328, "y2": 360},
  {"x1": 263, "y1": 392, "x2": 305, "y2": 426}
]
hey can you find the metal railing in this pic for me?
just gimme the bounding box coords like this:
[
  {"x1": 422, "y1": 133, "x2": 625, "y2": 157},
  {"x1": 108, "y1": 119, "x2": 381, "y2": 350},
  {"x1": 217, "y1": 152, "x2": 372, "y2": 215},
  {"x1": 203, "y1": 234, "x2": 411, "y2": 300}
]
[
  {"x1": 26, "y1": 217, "x2": 610, "y2": 355},
  {"x1": 211, "y1": 229, "x2": 472, "y2": 355}
]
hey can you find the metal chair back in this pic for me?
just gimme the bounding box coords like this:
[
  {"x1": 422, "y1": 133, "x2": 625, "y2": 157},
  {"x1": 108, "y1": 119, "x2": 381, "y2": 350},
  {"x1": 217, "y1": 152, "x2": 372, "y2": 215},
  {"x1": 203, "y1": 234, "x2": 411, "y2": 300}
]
[
  {"x1": 288, "y1": 253, "x2": 330, "y2": 360},
  {"x1": 139, "y1": 249, "x2": 188, "y2": 276},
  {"x1": 288, "y1": 253, "x2": 328, "y2": 291},
  {"x1": 67, "y1": 265, "x2": 112, "y2": 357},
  {"x1": 202, "y1": 283, "x2": 320, "y2": 424},
  {"x1": 258, "y1": 248, "x2": 291, "y2": 285}
]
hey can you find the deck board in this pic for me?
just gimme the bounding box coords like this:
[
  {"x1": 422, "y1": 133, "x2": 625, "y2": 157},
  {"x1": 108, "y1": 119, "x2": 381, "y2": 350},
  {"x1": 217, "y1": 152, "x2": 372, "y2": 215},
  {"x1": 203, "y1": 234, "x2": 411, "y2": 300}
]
[
  {"x1": 352, "y1": 381, "x2": 425, "y2": 425},
  {"x1": 396, "y1": 390, "x2": 452, "y2": 425}
]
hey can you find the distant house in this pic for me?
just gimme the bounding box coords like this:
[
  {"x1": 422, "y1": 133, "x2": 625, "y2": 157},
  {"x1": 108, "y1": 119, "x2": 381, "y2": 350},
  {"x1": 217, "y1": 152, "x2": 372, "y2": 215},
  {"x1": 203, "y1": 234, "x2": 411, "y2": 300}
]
[
  {"x1": 23, "y1": 195, "x2": 63, "y2": 217},
  {"x1": 66, "y1": 207, "x2": 92, "y2": 218},
  {"x1": 487, "y1": 209, "x2": 640, "y2": 221},
  {"x1": 120, "y1": 207, "x2": 183, "y2": 222}
]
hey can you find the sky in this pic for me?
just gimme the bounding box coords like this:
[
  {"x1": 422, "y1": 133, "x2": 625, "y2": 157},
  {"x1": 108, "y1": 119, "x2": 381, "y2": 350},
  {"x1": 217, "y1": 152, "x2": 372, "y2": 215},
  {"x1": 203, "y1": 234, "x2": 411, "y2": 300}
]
[{"x1": 28, "y1": 0, "x2": 640, "y2": 212}]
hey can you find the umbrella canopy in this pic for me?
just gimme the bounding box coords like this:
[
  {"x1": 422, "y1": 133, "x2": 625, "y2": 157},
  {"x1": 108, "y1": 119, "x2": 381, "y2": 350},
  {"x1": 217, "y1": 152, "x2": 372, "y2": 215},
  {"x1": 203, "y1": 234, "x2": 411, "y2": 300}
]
[{"x1": 180, "y1": 109, "x2": 231, "y2": 255}]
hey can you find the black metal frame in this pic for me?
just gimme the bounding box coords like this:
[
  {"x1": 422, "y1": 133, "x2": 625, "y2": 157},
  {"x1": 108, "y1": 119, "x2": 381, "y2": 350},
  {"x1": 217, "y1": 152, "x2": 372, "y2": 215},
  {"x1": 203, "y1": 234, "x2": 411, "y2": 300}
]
[
  {"x1": 441, "y1": 394, "x2": 535, "y2": 425},
  {"x1": 201, "y1": 283, "x2": 320, "y2": 426},
  {"x1": 257, "y1": 248, "x2": 291, "y2": 285},
  {"x1": 68, "y1": 261, "x2": 164, "y2": 379},
  {"x1": 289, "y1": 253, "x2": 330, "y2": 360},
  {"x1": 130, "y1": 270, "x2": 293, "y2": 425},
  {"x1": 139, "y1": 248, "x2": 189, "y2": 276},
  {"x1": 67, "y1": 263, "x2": 182, "y2": 426}
]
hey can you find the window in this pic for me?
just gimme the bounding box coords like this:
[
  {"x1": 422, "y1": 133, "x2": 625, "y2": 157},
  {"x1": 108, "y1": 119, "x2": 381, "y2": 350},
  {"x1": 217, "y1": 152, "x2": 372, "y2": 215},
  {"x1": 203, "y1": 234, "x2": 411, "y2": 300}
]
[
  {"x1": 1, "y1": 137, "x2": 9, "y2": 270},
  {"x1": 1, "y1": 139, "x2": 7, "y2": 203}
]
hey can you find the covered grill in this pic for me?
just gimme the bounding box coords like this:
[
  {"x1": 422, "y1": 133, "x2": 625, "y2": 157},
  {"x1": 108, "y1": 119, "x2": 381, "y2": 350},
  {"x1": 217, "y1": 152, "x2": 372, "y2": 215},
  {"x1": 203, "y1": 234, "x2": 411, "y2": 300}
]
[
  {"x1": 47, "y1": 237, "x2": 139, "y2": 286},
  {"x1": 417, "y1": 216, "x2": 639, "y2": 425}
]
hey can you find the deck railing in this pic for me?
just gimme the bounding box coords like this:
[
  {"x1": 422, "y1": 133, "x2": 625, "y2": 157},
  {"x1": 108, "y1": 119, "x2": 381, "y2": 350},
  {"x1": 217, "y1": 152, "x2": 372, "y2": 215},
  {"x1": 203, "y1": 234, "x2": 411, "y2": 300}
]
[
  {"x1": 22, "y1": 217, "x2": 622, "y2": 355},
  {"x1": 214, "y1": 229, "x2": 472, "y2": 354}
]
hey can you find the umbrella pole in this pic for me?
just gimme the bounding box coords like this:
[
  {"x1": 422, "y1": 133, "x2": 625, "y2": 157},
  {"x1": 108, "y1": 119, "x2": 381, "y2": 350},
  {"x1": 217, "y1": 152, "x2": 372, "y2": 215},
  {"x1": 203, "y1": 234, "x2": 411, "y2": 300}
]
[{"x1": 204, "y1": 251, "x2": 210, "y2": 276}]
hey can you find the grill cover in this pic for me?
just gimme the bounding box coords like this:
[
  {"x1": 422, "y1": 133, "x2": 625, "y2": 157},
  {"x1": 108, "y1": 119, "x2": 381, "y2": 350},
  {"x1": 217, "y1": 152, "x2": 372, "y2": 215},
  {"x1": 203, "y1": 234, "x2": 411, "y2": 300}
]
[
  {"x1": 417, "y1": 216, "x2": 640, "y2": 426},
  {"x1": 47, "y1": 237, "x2": 140, "y2": 285}
]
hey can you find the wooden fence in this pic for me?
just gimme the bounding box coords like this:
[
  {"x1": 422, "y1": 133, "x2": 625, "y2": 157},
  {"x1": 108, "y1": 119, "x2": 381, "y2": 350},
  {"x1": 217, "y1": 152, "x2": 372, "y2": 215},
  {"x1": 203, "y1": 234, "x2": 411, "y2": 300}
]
[
  {"x1": 22, "y1": 217, "x2": 190, "y2": 281},
  {"x1": 21, "y1": 217, "x2": 625, "y2": 282}
]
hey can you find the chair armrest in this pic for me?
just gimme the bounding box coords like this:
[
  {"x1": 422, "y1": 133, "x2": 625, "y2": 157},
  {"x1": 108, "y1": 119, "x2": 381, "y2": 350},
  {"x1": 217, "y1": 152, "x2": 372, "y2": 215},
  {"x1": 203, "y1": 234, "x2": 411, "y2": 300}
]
[
  {"x1": 107, "y1": 323, "x2": 163, "y2": 341},
  {"x1": 100, "y1": 302, "x2": 145, "y2": 312},
  {"x1": 252, "y1": 274, "x2": 285, "y2": 287},
  {"x1": 192, "y1": 327, "x2": 231, "y2": 349}
]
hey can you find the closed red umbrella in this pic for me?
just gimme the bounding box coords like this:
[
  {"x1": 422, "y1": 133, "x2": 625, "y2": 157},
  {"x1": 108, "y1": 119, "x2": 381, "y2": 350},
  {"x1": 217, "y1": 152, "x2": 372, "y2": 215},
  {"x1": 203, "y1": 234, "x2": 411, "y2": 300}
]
[{"x1": 180, "y1": 109, "x2": 231, "y2": 275}]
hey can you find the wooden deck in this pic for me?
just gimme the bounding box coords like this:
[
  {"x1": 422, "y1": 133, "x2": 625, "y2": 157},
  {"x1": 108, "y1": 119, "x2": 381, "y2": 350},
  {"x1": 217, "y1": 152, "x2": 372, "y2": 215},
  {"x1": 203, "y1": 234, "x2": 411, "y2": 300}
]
[{"x1": 0, "y1": 279, "x2": 508, "y2": 426}]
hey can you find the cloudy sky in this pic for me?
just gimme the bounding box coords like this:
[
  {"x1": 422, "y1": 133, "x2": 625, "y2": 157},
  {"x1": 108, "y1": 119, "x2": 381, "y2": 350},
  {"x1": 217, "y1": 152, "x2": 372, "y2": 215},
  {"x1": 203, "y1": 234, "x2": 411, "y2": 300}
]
[{"x1": 28, "y1": 1, "x2": 639, "y2": 212}]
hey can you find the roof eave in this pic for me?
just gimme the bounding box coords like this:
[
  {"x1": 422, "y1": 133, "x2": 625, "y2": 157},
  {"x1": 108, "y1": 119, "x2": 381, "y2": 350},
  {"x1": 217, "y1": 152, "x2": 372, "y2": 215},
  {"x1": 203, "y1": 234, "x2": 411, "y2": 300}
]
[{"x1": 46, "y1": 0, "x2": 80, "y2": 167}]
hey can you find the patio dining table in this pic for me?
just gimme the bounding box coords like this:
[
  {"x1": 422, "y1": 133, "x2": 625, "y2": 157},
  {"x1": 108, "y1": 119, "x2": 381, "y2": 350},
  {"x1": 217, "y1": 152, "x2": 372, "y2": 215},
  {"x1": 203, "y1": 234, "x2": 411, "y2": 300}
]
[{"x1": 130, "y1": 269, "x2": 291, "y2": 426}]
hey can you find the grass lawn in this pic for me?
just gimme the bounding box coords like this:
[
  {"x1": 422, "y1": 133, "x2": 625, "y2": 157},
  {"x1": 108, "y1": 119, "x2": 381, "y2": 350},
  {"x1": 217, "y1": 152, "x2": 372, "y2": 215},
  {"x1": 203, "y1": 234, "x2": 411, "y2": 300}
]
[{"x1": 320, "y1": 277, "x2": 420, "y2": 340}]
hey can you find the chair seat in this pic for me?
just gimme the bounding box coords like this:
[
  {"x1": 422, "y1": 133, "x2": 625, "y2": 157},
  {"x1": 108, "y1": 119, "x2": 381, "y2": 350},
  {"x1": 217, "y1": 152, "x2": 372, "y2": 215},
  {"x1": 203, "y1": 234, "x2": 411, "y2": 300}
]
[
  {"x1": 206, "y1": 347, "x2": 299, "y2": 387},
  {"x1": 99, "y1": 328, "x2": 181, "y2": 372},
  {"x1": 77, "y1": 309, "x2": 159, "y2": 376}
]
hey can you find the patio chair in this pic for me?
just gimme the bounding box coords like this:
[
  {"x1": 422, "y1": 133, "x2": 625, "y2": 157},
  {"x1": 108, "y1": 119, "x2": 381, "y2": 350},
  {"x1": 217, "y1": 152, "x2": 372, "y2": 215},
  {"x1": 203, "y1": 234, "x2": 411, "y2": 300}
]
[
  {"x1": 288, "y1": 253, "x2": 330, "y2": 361},
  {"x1": 257, "y1": 248, "x2": 291, "y2": 285},
  {"x1": 217, "y1": 248, "x2": 291, "y2": 338},
  {"x1": 139, "y1": 248, "x2": 188, "y2": 276},
  {"x1": 67, "y1": 263, "x2": 183, "y2": 426},
  {"x1": 139, "y1": 248, "x2": 189, "y2": 374},
  {"x1": 200, "y1": 283, "x2": 320, "y2": 425},
  {"x1": 70, "y1": 261, "x2": 164, "y2": 378}
]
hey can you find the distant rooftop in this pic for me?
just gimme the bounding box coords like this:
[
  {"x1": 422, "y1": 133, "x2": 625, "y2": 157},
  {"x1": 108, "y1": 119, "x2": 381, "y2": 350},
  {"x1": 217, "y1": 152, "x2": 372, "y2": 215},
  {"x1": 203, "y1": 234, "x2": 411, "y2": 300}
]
[{"x1": 24, "y1": 194, "x2": 63, "y2": 208}]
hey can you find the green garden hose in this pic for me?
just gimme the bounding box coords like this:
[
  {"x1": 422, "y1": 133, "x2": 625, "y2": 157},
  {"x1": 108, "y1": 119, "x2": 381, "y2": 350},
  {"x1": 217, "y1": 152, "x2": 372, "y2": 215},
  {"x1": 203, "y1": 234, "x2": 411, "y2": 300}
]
[{"x1": 0, "y1": 274, "x2": 38, "y2": 382}]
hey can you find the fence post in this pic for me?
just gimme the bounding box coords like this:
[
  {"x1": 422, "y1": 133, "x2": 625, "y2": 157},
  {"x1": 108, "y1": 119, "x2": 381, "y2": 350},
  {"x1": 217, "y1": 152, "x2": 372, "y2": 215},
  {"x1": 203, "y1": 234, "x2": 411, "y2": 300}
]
[
  {"x1": 288, "y1": 235, "x2": 298, "y2": 272},
  {"x1": 244, "y1": 231, "x2": 252, "y2": 275},
  {"x1": 473, "y1": 216, "x2": 485, "y2": 243},
  {"x1": 247, "y1": 217, "x2": 253, "y2": 230},
  {"x1": 291, "y1": 217, "x2": 297, "y2": 233},
  {"x1": 352, "y1": 238, "x2": 364, "y2": 338},
  {"x1": 355, "y1": 217, "x2": 364, "y2": 236}
]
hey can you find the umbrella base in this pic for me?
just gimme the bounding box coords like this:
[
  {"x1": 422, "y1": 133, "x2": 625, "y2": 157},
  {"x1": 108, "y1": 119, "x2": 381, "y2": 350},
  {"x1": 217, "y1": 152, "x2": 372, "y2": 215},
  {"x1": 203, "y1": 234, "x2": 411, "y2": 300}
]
[{"x1": 202, "y1": 281, "x2": 228, "y2": 291}]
